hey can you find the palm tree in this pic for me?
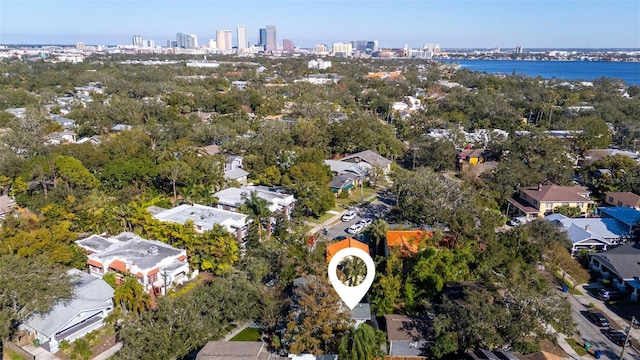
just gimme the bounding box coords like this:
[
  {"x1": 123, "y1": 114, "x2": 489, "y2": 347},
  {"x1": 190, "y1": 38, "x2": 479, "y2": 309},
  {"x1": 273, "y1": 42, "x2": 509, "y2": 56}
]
[
  {"x1": 239, "y1": 191, "x2": 272, "y2": 242},
  {"x1": 113, "y1": 280, "x2": 135, "y2": 312},
  {"x1": 339, "y1": 324, "x2": 387, "y2": 360}
]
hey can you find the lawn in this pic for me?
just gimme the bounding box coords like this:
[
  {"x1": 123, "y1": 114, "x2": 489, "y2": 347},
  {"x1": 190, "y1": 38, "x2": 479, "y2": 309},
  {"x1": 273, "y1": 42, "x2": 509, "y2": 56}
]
[
  {"x1": 230, "y1": 327, "x2": 262, "y2": 342},
  {"x1": 335, "y1": 188, "x2": 378, "y2": 207},
  {"x1": 565, "y1": 338, "x2": 588, "y2": 356}
]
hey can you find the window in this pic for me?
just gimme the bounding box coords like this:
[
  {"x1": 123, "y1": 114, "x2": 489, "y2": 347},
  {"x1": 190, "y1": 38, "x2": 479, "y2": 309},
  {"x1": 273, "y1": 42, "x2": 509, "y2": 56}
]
[
  {"x1": 148, "y1": 273, "x2": 158, "y2": 284},
  {"x1": 533, "y1": 199, "x2": 538, "y2": 206},
  {"x1": 609, "y1": 196, "x2": 614, "y2": 203},
  {"x1": 618, "y1": 201, "x2": 623, "y2": 206}
]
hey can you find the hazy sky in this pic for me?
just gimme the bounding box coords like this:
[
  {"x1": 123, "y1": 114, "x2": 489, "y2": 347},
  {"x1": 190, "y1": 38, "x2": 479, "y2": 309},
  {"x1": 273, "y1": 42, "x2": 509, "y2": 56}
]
[{"x1": 1, "y1": 0, "x2": 639, "y2": 48}]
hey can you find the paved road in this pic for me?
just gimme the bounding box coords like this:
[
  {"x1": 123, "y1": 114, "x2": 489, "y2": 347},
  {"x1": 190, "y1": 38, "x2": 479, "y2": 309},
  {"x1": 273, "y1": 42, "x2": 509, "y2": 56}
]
[
  {"x1": 323, "y1": 199, "x2": 392, "y2": 240},
  {"x1": 563, "y1": 289, "x2": 640, "y2": 359}
]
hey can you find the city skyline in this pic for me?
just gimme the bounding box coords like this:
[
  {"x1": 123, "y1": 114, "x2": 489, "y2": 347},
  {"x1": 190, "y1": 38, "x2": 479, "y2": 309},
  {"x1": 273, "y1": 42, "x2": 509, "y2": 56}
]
[{"x1": 1, "y1": 0, "x2": 639, "y2": 48}]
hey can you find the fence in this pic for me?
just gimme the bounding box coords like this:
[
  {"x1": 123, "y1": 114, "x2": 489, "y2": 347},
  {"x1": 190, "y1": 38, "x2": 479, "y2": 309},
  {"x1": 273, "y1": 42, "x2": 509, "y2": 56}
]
[{"x1": 2, "y1": 340, "x2": 35, "y2": 360}]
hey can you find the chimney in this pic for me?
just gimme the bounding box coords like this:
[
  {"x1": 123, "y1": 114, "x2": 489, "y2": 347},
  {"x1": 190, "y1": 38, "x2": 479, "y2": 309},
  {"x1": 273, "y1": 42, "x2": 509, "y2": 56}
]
[{"x1": 538, "y1": 183, "x2": 542, "y2": 191}]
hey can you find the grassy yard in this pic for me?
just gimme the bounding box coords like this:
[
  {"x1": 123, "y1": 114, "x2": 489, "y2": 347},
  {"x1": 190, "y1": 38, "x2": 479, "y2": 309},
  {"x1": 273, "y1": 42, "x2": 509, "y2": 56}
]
[
  {"x1": 230, "y1": 327, "x2": 262, "y2": 342},
  {"x1": 335, "y1": 187, "x2": 378, "y2": 207},
  {"x1": 565, "y1": 338, "x2": 588, "y2": 356}
]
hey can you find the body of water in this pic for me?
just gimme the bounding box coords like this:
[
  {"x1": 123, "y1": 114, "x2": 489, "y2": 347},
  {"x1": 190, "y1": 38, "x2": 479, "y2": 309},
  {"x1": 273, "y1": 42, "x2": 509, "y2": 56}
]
[{"x1": 441, "y1": 59, "x2": 640, "y2": 85}]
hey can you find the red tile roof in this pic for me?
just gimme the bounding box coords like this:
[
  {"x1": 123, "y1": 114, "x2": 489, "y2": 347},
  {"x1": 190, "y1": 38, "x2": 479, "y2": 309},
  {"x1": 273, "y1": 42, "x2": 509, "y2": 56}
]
[
  {"x1": 147, "y1": 268, "x2": 160, "y2": 276},
  {"x1": 87, "y1": 259, "x2": 103, "y2": 268},
  {"x1": 386, "y1": 230, "x2": 432, "y2": 256},
  {"x1": 109, "y1": 259, "x2": 128, "y2": 272},
  {"x1": 326, "y1": 238, "x2": 369, "y2": 262}
]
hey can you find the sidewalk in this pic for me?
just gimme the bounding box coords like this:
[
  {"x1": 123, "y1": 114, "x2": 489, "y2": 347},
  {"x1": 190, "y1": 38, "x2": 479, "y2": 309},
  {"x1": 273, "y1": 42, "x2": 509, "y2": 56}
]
[
  {"x1": 92, "y1": 342, "x2": 122, "y2": 360},
  {"x1": 574, "y1": 284, "x2": 640, "y2": 344}
]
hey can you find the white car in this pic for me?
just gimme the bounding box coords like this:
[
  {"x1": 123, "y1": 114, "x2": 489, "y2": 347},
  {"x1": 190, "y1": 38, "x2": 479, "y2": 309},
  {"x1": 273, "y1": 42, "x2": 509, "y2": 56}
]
[
  {"x1": 356, "y1": 218, "x2": 373, "y2": 227},
  {"x1": 508, "y1": 217, "x2": 532, "y2": 227},
  {"x1": 347, "y1": 223, "x2": 364, "y2": 234},
  {"x1": 341, "y1": 211, "x2": 356, "y2": 222}
]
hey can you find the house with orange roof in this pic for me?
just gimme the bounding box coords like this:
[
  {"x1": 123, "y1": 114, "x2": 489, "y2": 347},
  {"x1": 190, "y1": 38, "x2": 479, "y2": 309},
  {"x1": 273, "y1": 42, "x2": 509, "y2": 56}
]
[
  {"x1": 326, "y1": 238, "x2": 369, "y2": 262},
  {"x1": 385, "y1": 230, "x2": 431, "y2": 257},
  {"x1": 76, "y1": 232, "x2": 195, "y2": 296}
]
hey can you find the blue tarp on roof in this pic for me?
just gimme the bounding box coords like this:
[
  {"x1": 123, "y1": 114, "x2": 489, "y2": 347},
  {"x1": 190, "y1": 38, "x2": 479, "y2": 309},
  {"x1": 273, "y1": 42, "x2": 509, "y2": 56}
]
[{"x1": 598, "y1": 207, "x2": 640, "y2": 228}]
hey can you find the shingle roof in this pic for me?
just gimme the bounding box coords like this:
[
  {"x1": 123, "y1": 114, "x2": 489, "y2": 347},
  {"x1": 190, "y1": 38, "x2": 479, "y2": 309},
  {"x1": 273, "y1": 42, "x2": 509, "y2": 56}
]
[
  {"x1": 196, "y1": 341, "x2": 271, "y2": 360},
  {"x1": 329, "y1": 173, "x2": 356, "y2": 189},
  {"x1": 591, "y1": 242, "x2": 640, "y2": 280},
  {"x1": 341, "y1": 150, "x2": 392, "y2": 168},
  {"x1": 606, "y1": 192, "x2": 640, "y2": 207},
  {"x1": 24, "y1": 269, "x2": 114, "y2": 338},
  {"x1": 520, "y1": 185, "x2": 592, "y2": 203}
]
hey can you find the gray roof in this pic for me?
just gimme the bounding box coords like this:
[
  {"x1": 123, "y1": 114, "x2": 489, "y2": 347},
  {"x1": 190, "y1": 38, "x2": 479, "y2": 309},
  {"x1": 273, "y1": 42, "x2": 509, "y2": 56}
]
[
  {"x1": 214, "y1": 186, "x2": 294, "y2": 213},
  {"x1": 591, "y1": 242, "x2": 640, "y2": 280},
  {"x1": 24, "y1": 269, "x2": 114, "y2": 338},
  {"x1": 545, "y1": 214, "x2": 629, "y2": 244},
  {"x1": 341, "y1": 150, "x2": 392, "y2": 168},
  {"x1": 76, "y1": 232, "x2": 183, "y2": 270},
  {"x1": 152, "y1": 204, "x2": 248, "y2": 232},
  {"x1": 324, "y1": 160, "x2": 370, "y2": 176},
  {"x1": 224, "y1": 168, "x2": 249, "y2": 180},
  {"x1": 350, "y1": 303, "x2": 371, "y2": 321},
  {"x1": 329, "y1": 174, "x2": 356, "y2": 189},
  {"x1": 196, "y1": 341, "x2": 271, "y2": 360}
]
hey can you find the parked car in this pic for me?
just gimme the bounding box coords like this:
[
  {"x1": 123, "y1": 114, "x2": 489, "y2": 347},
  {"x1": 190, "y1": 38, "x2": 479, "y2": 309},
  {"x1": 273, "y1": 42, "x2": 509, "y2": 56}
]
[
  {"x1": 356, "y1": 218, "x2": 373, "y2": 227},
  {"x1": 346, "y1": 223, "x2": 364, "y2": 234},
  {"x1": 585, "y1": 310, "x2": 610, "y2": 327},
  {"x1": 507, "y1": 217, "x2": 532, "y2": 227},
  {"x1": 599, "y1": 289, "x2": 626, "y2": 301},
  {"x1": 602, "y1": 328, "x2": 630, "y2": 347},
  {"x1": 341, "y1": 211, "x2": 356, "y2": 222}
]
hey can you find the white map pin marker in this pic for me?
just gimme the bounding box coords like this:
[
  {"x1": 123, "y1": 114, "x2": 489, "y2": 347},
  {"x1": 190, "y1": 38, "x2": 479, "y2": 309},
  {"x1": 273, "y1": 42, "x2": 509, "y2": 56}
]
[{"x1": 328, "y1": 246, "x2": 375, "y2": 310}]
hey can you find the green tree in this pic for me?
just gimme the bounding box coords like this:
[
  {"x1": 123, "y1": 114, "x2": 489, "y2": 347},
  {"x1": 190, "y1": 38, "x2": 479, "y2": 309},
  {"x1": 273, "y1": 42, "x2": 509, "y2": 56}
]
[
  {"x1": 339, "y1": 324, "x2": 387, "y2": 360},
  {"x1": 285, "y1": 275, "x2": 351, "y2": 354},
  {"x1": 0, "y1": 255, "x2": 73, "y2": 339},
  {"x1": 239, "y1": 191, "x2": 272, "y2": 242},
  {"x1": 54, "y1": 155, "x2": 99, "y2": 191}
]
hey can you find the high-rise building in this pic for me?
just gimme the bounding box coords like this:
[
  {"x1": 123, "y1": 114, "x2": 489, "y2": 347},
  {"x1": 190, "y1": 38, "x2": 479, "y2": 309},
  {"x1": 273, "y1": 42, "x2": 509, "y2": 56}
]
[
  {"x1": 351, "y1": 40, "x2": 368, "y2": 53},
  {"x1": 282, "y1": 39, "x2": 294, "y2": 52},
  {"x1": 237, "y1": 25, "x2": 248, "y2": 50},
  {"x1": 144, "y1": 39, "x2": 155, "y2": 48},
  {"x1": 332, "y1": 42, "x2": 352, "y2": 56},
  {"x1": 366, "y1": 40, "x2": 379, "y2": 52},
  {"x1": 216, "y1": 30, "x2": 232, "y2": 50},
  {"x1": 186, "y1": 34, "x2": 198, "y2": 48},
  {"x1": 132, "y1": 35, "x2": 143, "y2": 48},
  {"x1": 313, "y1": 44, "x2": 328, "y2": 53},
  {"x1": 265, "y1": 25, "x2": 277, "y2": 51},
  {"x1": 258, "y1": 28, "x2": 267, "y2": 48},
  {"x1": 208, "y1": 39, "x2": 217, "y2": 49},
  {"x1": 176, "y1": 33, "x2": 187, "y2": 48},
  {"x1": 423, "y1": 43, "x2": 441, "y2": 54}
]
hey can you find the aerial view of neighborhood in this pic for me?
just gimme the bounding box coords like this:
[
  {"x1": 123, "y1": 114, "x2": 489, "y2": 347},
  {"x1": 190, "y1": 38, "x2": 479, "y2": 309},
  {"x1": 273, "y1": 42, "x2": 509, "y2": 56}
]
[{"x1": 1, "y1": 1, "x2": 640, "y2": 360}]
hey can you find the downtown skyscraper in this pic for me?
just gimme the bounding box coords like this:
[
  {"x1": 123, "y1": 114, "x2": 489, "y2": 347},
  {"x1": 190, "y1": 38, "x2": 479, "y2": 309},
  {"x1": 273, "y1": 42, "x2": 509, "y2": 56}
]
[
  {"x1": 216, "y1": 30, "x2": 232, "y2": 50},
  {"x1": 265, "y1": 25, "x2": 277, "y2": 51},
  {"x1": 237, "y1": 25, "x2": 248, "y2": 50}
]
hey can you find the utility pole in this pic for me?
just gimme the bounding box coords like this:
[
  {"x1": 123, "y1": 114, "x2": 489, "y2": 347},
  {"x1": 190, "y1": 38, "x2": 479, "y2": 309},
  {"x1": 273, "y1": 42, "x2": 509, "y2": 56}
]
[{"x1": 619, "y1": 315, "x2": 635, "y2": 360}]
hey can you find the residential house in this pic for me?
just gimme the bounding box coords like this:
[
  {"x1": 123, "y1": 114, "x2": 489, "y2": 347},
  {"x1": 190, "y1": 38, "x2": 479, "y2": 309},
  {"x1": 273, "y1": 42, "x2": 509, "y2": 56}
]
[
  {"x1": 0, "y1": 194, "x2": 17, "y2": 220},
  {"x1": 597, "y1": 206, "x2": 640, "y2": 234},
  {"x1": 225, "y1": 155, "x2": 244, "y2": 171},
  {"x1": 224, "y1": 168, "x2": 250, "y2": 186},
  {"x1": 350, "y1": 303, "x2": 372, "y2": 328},
  {"x1": 385, "y1": 230, "x2": 431, "y2": 257},
  {"x1": 326, "y1": 238, "x2": 369, "y2": 262},
  {"x1": 76, "y1": 232, "x2": 192, "y2": 296},
  {"x1": 75, "y1": 136, "x2": 101, "y2": 145},
  {"x1": 545, "y1": 214, "x2": 630, "y2": 254},
  {"x1": 111, "y1": 124, "x2": 132, "y2": 132},
  {"x1": 340, "y1": 150, "x2": 392, "y2": 175},
  {"x1": 196, "y1": 341, "x2": 275, "y2": 360},
  {"x1": 214, "y1": 186, "x2": 296, "y2": 219},
  {"x1": 21, "y1": 269, "x2": 114, "y2": 353},
  {"x1": 457, "y1": 148, "x2": 488, "y2": 166},
  {"x1": 578, "y1": 149, "x2": 640, "y2": 167},
  {"x1": 605, "y1": 192, "x2": 640, "y2": 209},
  {"x1": 45, "y1": 130, "x2": 77, "y2": 145},
  {"x1": 384, "y1": 314, "x2": 428, "y2": 358},
  {"x1": 329, "y1": 173, "x2": 359, "y2": 197},
  {"x1": 506, "y1": 184, "x2": 593, "y2": 218},
  {"x1": 152, "y1": 203, "x2": 249, "y2": 242},
  {"x1": 49, "y1": 114, "x2": 76, "y2": 129},
  {"x1": 590, "y1": 242, "x2": 640, "y2": 301}
]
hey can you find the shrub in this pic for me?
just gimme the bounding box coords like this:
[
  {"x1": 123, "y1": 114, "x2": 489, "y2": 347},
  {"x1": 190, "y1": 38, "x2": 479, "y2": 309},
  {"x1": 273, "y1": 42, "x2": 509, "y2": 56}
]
[{"x1": 513, "y1": 341, "x2": 541, "y2": 355}]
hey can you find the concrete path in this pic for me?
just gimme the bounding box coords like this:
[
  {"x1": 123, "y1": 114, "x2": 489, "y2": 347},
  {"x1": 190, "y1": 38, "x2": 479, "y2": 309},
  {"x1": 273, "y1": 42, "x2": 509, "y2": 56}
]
[
  {"x1": 92, "y1": 342, "x2": 122, "y2": 360},
  {"x1": 21, "y1": 343, "x2": 61, "y2": 360}
]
